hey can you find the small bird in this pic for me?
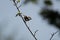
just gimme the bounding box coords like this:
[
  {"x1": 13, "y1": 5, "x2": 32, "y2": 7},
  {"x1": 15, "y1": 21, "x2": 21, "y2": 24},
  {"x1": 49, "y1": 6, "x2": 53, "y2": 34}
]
[{"x1": 23, "y1": 15, "x2": 32, "y2": 21}]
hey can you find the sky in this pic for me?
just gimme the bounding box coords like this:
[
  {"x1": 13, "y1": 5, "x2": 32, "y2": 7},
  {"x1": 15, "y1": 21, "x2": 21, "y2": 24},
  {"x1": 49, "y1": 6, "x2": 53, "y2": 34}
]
[{"x1": 0, "y1": 0, "x2": 60, "y2": 40}]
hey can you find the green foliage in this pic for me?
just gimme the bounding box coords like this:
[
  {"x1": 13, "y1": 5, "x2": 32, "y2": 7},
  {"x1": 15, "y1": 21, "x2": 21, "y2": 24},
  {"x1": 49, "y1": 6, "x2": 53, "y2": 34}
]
[
  {"x1": 40, "y1": 8, "x2": 60, "y2": 29},
  {"x1": 24, "y1": 0, "x2": 37, "y2": 4},
  {"x1": 31, "y1": 0, "x2": 37, "y2": 3},
  {"x1": 17, "y1": 0, "x2": 20, "y2": 3},
  {"x1": 44, "y1": 0, "x2": 53, "y2": 6},
  {"x1": 17, "y1": 0, "x2": 20, "y2": 2},
  {"x1": 16, "y1": 12, "x2": 21, "y2": 17}
]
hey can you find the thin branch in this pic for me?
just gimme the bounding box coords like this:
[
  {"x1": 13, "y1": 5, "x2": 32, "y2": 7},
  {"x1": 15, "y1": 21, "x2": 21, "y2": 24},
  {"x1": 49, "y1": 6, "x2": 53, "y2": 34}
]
[
  {"x1": 34, "y1": 30, "x2": 39, "y2": 36},
  {"x1": 12, "y1": 0, "x2": 37, "y2": 40},
  {"x1": 18, "y1": 4, "x2": 22, "y2": 8},
  {"x1": 20, "y1": 15, "x2": 37, "y2": 40},
  {"x1": 50, "y1": 31, "x2": 59, "y2": 40}
]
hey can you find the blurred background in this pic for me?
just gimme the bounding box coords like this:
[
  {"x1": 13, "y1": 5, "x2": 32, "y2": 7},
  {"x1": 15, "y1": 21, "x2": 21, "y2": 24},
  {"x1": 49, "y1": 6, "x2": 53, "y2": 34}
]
[{"x1": 0, "y1": 0, "x2": 60, "y2": 40}]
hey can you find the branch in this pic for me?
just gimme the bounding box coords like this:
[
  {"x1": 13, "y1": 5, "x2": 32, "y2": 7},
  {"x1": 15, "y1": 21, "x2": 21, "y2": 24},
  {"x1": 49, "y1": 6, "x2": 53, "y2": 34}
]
[
  {"x1": 34, "y1": 30, "x2": 39, "y2": 36},
  {"x1": 50, "y1": 31, "x2": 59, "y2": 40},
  {"x1": 12, "y1": 0, "x2": 37, "y2": 40}
]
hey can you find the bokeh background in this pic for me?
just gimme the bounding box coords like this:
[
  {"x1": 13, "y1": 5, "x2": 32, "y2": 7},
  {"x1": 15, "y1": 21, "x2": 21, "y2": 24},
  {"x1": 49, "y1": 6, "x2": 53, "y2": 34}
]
[{"x1": 0, "y1": 0, "x2": 60, "y2": 40}]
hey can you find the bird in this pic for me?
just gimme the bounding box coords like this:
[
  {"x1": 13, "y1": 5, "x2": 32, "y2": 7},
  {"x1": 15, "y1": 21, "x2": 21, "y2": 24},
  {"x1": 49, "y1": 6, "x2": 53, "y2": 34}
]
[{"x1": 23, "y1": 15, "x2": 32, "y2": 21}]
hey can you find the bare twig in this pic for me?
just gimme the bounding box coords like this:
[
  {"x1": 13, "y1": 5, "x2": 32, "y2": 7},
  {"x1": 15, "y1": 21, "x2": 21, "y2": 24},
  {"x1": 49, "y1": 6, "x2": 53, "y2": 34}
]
[
  {"x1": 50, "y1": 31, "x2": 59, "y2": 40},
  {"x1": 34, "y1": 30, "x2": 39, "y2": 36},
  {"x1": 12, "y1": 0, "x2": 37, "y2": 40},
  {"x1": 18, "y1": 4, "x2": 22, "y2": 8}
]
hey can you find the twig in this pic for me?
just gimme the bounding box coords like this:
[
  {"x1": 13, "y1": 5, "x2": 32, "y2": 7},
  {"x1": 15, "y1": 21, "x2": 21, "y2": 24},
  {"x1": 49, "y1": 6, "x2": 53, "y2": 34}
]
[
  {"x1": 50, "y1": 31, "x2": 59, "y2": 40},
  {"x1": 18, "y1": 4, "x2": 22, "y2": 8},
  {"x1": 12, "y1": 0, "x2": 37, "y2": 40},
  {"x1": 34, "y1": 30, "x2": 38, "y2": 36}
]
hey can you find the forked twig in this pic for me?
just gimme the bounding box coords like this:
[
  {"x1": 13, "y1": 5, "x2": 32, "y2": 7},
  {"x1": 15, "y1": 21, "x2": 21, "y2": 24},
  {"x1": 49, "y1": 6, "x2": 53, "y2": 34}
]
[
  {"x1": 50, "y1": 31, "x2": 59, "y2": 40},
  {"x1": 34, "y1": 30, "x2": 39, "y2": 36}
]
